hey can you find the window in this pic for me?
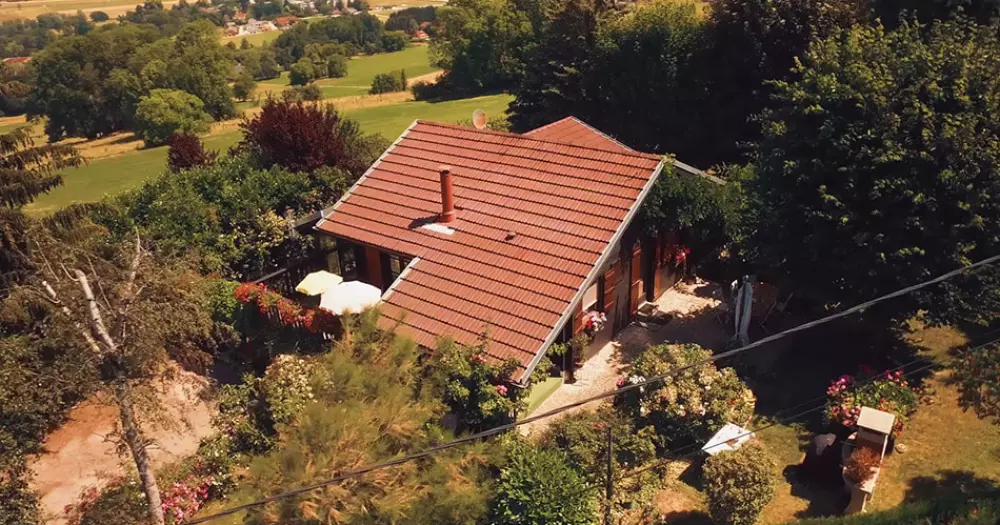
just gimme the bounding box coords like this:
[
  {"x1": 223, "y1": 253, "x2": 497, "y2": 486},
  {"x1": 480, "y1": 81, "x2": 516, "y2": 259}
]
[
  {"x1": 582, "y1": 276, "x2": 607, "y2": 312},
  {"x1": 380, "y1": 252, "x2": 412, "y2": 291},
  {"x1": 338, "y1": 241, "x2": 359, "y2": 281}
]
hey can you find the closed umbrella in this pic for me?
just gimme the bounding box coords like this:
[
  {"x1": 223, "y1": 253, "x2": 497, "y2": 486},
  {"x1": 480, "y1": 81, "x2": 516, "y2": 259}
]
[
  {"x1": 319, "y1": 281, "x2": 382, "y2": 315},
  {"x1": 296, "y1": 270, "x2": 343, "y2": 296}
]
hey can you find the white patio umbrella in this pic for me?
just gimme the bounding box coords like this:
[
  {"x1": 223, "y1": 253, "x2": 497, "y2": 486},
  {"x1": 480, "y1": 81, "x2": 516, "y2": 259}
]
[
  {"x1": 319, "y1": 280, "x2": 382, "y2": 315},
  {"x1": 295, "y1": 270, "x2": 343, "y2": 296}
]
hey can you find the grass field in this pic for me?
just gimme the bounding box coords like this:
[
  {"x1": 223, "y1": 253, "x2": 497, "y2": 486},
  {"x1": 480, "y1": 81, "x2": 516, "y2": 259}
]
[
  {"x1": 25, "y1": 93, "x2": 512, "y2": 214},
  {"x1": 222, "y1": 30, "x2": 281, "y2": 48},
  {"x1": 0, "y1": 0, "x2": 180, "y2": 20},
  {"x1": 258, "y1": 45, "x2": 437, "y2": 99}
]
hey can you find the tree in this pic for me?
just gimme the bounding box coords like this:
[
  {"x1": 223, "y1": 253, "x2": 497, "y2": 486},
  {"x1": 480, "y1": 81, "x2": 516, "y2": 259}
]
[
  {"x1": 702, "y1": 0, "x2": 868, "y2": 164},
  {"x1": 381, "y1": 30, "x2": 409, "y2": 51},
  {"x1": 369, "y1": 69, "x2": 407, "y2": 94},
  {"x1": 702, "y1": 441, "x2": 777, "y2": 525},
  {"x1": 89, "y1": 10, "x2": 110, "y2": 22},
  {"x1": 326, "y1": 54, "x2": 348, "y2": 78},
  {"x1": 134, "y1": 89, "x2": 211, "y2": 146},
  {"x1": 750, "y1": 19, "x2": 1000, "y2": 327},
  {"x1": 0, "y1": 128, "x2": 82, "y2": 291},
  {"x1": 873, "y1": 0, "x2": 1000, "y2": 25},
  {"x1": 258, "y1": 50, "x2": 282, "y2": 79},
  {"x1": 490, "y1": 440, "x2": 597, "y2": 525},
  {"x1": 159, "y1": 20, "x2": 236, "y2": 120},
  {"x1": 289, "y1": 58, "x2": 316, "y2": 85},
  {"x1": 233, "y1": 72, "x2": 257, "y2": 101},
  {"x1": 240, "y1": 37, "x2": 252, "y2": 50},
  {"x1": 282, "y1": 83, "x2": 322, "y2": 102},
  {"x1": 24, "y1": 229, "x2": 217, "y2": 525},
  {"x1": 508, "y1": 0, "x2": 599, "y2": 132},
  {"x1": 227, "y1": 312, "x2": 493, "y2": 525},
  {"x1": 166, "y1": 133, "x2": 217, "y2": 172},
  {"x1": 0, "y1": 130, "x2": 80, "y2": 525},
  {"x1": 239, "y1": 98, "x2": 386, "y2": 175},
  {"x1": 431, "y1": 0, "x2": 535, "y2": 93}
]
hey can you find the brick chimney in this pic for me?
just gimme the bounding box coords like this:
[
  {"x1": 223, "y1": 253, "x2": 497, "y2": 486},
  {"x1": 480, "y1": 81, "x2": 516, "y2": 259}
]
[{"x1": 438, "y1": 165, "x2": 456, "y2": 223}]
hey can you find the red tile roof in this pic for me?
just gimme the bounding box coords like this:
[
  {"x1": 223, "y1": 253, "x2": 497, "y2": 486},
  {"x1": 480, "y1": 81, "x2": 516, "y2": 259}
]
[
  {"x1": 316, "y1": 120, "x2": 663, "y2": 382},
  {"x1": 524, "y1": 116, "x2": 633, "y2": 153}
]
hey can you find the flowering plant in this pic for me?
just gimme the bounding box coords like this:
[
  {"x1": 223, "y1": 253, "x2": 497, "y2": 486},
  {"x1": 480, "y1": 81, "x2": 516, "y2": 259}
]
[
  {"x1": 673, "y1": 245, "x2": 691, "y2": 265},
  {"x1": 234, "y1": 282, "x2": 337, "y2": 334},
  {"x1": 824, "y1": 369, "x2": 918, "y2": 438},
  {"x1": 583, "y1": 310, "x2": 607, "y2": 332},
  {"x1": 262, "y1": 354, "x2": 316, "y2": 424},
  {"x1": 160, "y1": 475, "x2": 215, "y2": 523},
  {"x1": 615, "y1": 343, "x2": 756, "y2": 449}
]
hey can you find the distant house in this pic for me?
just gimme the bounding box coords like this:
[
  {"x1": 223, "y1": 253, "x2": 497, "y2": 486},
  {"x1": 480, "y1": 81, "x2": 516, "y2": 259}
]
[
  {"x1": 275, "y1": 16, "x2": 299, "y2": 28},
  {"x1": 239, "y1": 19, "x2": 277, "y2": 35},
  {"x1": 419, "y1": 20, "x2": 431, "y2": 29},
  {"x1": 345, "y1": 7, "x2": 359, "y2": 14},
  {"x1": 299, "y1": 117, "x2": 706, "y2": 383},
  {"x1": 2, "y1": 57, "x2": 31, "y2": 64},
  {"x1": 234, "y1": 11, "x2": 248, "y2": 21},
  {"x1": 411, "y1": 30, "x2": 429, "y2": 41},
  {"x1": 223, "y1": 25, "x2": 239, "y2": 37}
]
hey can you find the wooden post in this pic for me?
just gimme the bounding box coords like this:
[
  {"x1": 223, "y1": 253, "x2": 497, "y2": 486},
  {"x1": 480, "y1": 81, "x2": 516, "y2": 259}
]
[{"x1": 604, "y1": 426, "x2": 613, "y2": 525}]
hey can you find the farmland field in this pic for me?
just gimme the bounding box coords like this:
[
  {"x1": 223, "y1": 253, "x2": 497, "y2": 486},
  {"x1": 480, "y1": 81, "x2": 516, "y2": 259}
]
[
  {"x1": 24, "y1": 93, "x2": 513, "y2": 214},
  {"x1": 0, "y1": 0, "x2": 179, "y2": 20},
  {"x1": 258, "y1": 44, "x2": 438, "y2": 99}
]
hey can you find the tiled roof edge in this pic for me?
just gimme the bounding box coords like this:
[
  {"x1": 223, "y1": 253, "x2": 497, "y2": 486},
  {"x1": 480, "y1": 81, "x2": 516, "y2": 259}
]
[
  {"x1": 416, "y1": 119, "x2": 661, "y2": 161},
  {"x1": 524, "y1": 116, "x2": 634, "y2": 152},
  {"x1": 315, "y1": 119, "x2": 420, "y2": 231},
  {"x1": 515, "y1": 157, "x2": 669, "y2": 385},
  {"x1": 673, "y1": 159, "x2": 726, "y2": 185}
]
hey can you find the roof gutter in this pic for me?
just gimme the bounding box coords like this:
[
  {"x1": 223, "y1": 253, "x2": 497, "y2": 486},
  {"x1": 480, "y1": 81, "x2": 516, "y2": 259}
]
[{"x1": 516, "y1": 158, "x2": 668, "y2": 385}]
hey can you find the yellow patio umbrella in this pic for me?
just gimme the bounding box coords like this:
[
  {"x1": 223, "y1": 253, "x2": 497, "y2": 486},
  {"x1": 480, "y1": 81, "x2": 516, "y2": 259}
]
[{"x1": 295, "y1": 270, "x2": 344, "y2": 296}]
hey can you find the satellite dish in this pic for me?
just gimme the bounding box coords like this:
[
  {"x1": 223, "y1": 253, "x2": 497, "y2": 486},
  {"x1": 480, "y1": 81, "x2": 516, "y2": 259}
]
[{"x1": 472, "y1": 109, "x2": 488, "y2": 129}]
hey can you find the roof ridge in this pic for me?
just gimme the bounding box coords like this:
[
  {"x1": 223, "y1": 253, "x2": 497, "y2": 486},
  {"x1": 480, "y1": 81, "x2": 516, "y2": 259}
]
[{"x1": 414, "y1": 119, "x2": 661, "y2": 161}]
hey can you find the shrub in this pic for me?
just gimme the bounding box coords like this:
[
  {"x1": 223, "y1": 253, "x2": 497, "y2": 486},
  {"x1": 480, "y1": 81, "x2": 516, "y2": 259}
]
[
  {"x1": 261, "y1": 354, "x2": 316, "y2": 424},
  {"x1": 0, "y1": 457, "x2": 40, "y2": 525},
  {"x1": 89, "y1": 10, "x2": 109, "y2": 21},
  {"x1": 843, "y1": 446, "x2": 881, "y2": 486},
  {"x1": 369, "y1": 69, "x2": 407, "y2": 94},
  {"x1": 615, "y1": 343, "x2": 755, "y2": 449},
  {"x1": 825, "y1": 370, "x2": 917, "y2": 438},
  {"x1": 64, "y1": 481, "x2": 147, "y2": 525},
  {"x1": 491, "y1": 440, "x2": 597, "y2": 525},
  {"x1": 381, "y1": 30, "x2": 409, "y2": 51},
  {"x1": 281, "y1": 84, "x2": 322, "y2": 102},
  {"x1": 428, "y1": 336, "x2": 531, "y2": 432},
  {"x1": 542, "y1": 409, "x2": 661, "y2": 519},
  {"x1": 166, "y1": 133, "x2": 217, "y2": 172},
  {"x1": 239, "y1": 98, "x2": 385, "y2": 175},
  {"x1": 213, "y1": 376, "x2": 277, "y2": 455},
  {"x1": 134, "y1": 89, "x2": 211, "y2": 147},
  {"x1": 703, "y1": 440, "x2": 777, "y2": 525}
]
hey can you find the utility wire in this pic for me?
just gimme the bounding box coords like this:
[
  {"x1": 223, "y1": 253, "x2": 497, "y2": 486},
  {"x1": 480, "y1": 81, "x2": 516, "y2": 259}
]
[
  {"x1": 186, "y1": 254, "x2": 1000, "y2": 524},
  {"x1": 616, "y1": 329, "x2": 1000, "y2": 482}
]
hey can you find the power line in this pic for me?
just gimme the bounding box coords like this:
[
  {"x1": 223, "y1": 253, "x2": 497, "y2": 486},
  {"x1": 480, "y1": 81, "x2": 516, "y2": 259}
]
[
  {"x1": 187, "y1": 254, "x2": 1000, "y2": 524},
  {"x1": 616, "y1": 329, "x2": 1000, "y2": 482}
]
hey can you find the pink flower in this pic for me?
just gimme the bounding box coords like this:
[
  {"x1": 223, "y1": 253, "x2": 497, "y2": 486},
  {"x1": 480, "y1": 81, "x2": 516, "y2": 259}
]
[{"x1": 495, "y1": 384, "x2": 508, "y2": 396}]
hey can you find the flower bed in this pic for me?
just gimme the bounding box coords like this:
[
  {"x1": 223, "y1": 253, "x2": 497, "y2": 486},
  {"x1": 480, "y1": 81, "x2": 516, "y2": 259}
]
[
  {"x1": 233, "y1": 282, "x2": 339, "y2": 334},
  {"x1": 825, "y1": 369, "x2": 918, "y2": 438}
]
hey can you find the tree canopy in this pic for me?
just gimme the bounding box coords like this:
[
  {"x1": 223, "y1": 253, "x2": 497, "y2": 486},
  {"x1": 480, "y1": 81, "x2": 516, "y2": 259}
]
[{"x1": 750, "y1": 18, "x2": 1000, "y2": 326}]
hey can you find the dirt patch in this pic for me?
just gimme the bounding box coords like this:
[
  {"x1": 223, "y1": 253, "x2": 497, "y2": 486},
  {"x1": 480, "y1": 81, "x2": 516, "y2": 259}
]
[{"x1": 29, "y1": 368, "x2": 217, "y2": 524}]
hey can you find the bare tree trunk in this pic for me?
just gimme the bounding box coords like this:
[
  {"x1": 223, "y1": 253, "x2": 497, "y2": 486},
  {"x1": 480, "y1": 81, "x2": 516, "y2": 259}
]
[
  {"x1": 113, "y1": 380, "x2": 166, "y2": 525},
  {"x1": 74, "y1": 268, "x2": 166, "y2": 525}
]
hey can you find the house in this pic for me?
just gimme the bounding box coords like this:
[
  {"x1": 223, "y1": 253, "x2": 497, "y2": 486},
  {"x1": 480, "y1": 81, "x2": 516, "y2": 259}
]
[
  {"x1": 275, "y1": 15, "x2": 299, "y2": 28},
  {"x1": 412, "y1": 30, "x2": 429, "y2": 41},
  {"x1": 234, "y1": 11, "x2": 248, "y2": 21},
  {"x1": 239, "y1": 19, "x2": 278, "y2": 35},
  {"x1": 308, "y1": 117, "x2": 701, "y2": 384},
  {"x1": 1, "y1": 56, "x2": 31, "y2": 64},
  {"x1": 419, "y1": 20, "x2": 431, "y2": 29}
]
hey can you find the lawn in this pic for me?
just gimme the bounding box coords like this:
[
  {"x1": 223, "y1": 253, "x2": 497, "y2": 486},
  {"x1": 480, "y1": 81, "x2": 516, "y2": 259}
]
[
  {"x1": 24, "y1": 93, "x2": 513, "y2": 214},
  {"x1": 222, "y1": 30, "x2": 281, "y2": 48},
  {"x1": 258, "y1": 45, "x2": 438, "y2": 99}
]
